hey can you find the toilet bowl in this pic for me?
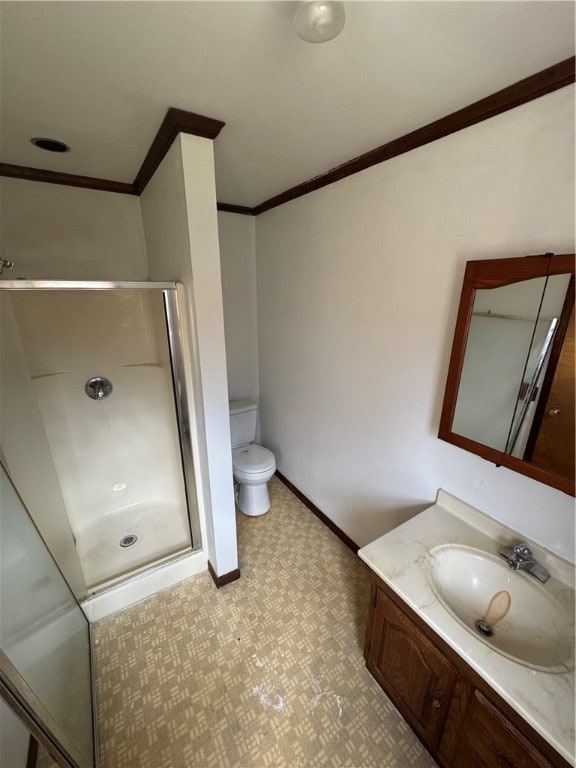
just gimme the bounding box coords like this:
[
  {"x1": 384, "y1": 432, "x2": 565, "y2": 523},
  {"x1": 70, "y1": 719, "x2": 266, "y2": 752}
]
[
  {"x1": 232, "y1": 444, "x2": 276, "y2": 516},
  {"x1": 229, "y1": 400, "x2": 276, "y2": 517}
]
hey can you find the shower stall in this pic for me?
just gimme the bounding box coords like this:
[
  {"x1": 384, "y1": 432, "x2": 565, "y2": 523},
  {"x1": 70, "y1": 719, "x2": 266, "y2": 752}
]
[{"x1": 0, "y1": 280, "x2": 202, "y2": 597}]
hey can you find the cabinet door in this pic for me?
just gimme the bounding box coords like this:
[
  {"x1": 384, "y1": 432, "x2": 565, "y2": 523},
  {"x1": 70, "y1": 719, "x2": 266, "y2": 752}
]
[
  {"x1": 366, "y1": 585, "x2": 457, "y2": 752},
  {"x1": 454, "y1": 690, "x2": 553, "y2": 768}
]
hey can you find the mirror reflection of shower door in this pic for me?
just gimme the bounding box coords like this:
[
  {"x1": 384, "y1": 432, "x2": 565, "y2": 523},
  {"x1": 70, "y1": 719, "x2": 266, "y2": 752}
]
[
  {"x1": 452, "y1": 313, "x2": 541, "y2": 452},
  {"x1": 7, "y1": 288, "x2": 194, "y2": 593},
  {"x1": 0, "y1": 464, "x2": 95, "y2": 768},
  {"x1": 528, "y1": 303, "x2": 575, "y2": 477},
  {"x1": 504, "y1": 316, "x2": 557, "y2": 457}
]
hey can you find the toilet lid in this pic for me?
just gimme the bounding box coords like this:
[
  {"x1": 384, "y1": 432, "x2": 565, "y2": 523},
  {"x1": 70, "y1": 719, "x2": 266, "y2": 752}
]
[{"x1": 232, "y1": 444, "x2": 275, "y2": 473}]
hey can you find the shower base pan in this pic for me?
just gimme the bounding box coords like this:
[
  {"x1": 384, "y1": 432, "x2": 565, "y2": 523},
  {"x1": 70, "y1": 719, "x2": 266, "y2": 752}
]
[{"x1": 75, "y1": 502, "x2": 192, "y2": 590}]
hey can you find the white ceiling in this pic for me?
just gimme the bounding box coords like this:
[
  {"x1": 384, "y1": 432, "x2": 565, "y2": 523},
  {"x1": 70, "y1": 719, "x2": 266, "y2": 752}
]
[{"x1": 0, "y1": 1, "x2": 574, "y2": 208}]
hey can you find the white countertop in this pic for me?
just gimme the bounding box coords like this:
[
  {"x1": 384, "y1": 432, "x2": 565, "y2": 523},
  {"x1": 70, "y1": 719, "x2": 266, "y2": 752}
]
[{"x1": 358, "y1": 490, "x2": 575, "y2": 766}]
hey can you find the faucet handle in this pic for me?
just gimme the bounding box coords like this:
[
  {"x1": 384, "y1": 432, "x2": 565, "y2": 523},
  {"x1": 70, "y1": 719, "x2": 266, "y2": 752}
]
[{"x1": 512, "y1": 543, "x2": 533, "y2": 560}]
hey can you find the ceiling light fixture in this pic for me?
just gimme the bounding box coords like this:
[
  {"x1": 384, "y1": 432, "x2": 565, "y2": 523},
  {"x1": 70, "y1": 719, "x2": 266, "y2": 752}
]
[
  {"x1": 31, "y1": 137, "x2": 70, "y2": 153},
  {"x1": 294, "y1": 1, "x2": 345, "y2": 43}
]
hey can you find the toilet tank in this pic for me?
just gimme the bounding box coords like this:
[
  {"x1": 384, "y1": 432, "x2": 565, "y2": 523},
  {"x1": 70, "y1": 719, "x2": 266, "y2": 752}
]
[{"x1": 229, "y1": 399, "x2": 257, "y2": 448}]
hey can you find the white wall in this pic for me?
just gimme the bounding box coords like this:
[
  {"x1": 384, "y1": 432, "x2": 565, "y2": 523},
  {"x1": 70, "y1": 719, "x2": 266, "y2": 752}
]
[
  {"x1": 255, "y1": 85, "x2": 575, "y2": 561},
  {"x1": 0, "y1": 177, "x2": 147, "y2": 280},
  {"x1": 141, "y1": 135, "x2": 238, "y2": 578},
  {"x1": 218, "y1": 212, "x2": 259, "y2": 405}
]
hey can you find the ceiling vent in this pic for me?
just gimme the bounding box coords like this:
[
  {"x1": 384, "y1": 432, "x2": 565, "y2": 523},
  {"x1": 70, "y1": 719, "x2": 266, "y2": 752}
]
[{"x1": 31, "y1": 137, "x2": 70, "y2": 153}]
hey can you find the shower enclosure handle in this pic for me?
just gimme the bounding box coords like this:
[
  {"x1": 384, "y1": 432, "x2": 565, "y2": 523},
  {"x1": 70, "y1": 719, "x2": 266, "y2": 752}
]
[{"x1": 85, "y1": 376, "x2": 113, "y2": 400}]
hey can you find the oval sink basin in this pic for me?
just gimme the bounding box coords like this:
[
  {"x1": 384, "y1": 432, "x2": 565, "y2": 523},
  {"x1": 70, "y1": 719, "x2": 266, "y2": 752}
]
[{"x1": 426, "y1": 545, "x2": 575, "y2": 673}]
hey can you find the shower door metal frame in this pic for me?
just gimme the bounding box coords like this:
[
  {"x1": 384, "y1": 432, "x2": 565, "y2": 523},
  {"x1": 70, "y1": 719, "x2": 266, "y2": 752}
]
[
  {"x1": 0, "y1": 279, "x2": 201, "y2": 553},
  {"x1": 162, "y1": 287, "x2": 203, "y2": 552}
]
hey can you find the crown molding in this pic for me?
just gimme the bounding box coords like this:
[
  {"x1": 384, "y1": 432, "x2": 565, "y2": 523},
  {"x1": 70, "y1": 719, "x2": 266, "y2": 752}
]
[
  {"x1": 0, "y1": 107, "x2": 225, "y2": 198},
  {"x1": 216, "y1": 202, "x2": 255, "y2": 215},
  {"x1": 1, "y1": 57, "x2": 573, "y2": 215},
  {"x1": 252, "y1": 56, "x2": 575, "y2": 215},
  {"x1": 0, "y1": 162, "x2": 136, "y2": 195}
]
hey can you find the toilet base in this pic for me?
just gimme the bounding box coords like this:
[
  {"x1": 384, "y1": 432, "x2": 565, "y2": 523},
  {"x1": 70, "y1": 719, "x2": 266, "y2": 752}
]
[{"x1": 237, "y1": 481, "x2": 271, "y2": 516}]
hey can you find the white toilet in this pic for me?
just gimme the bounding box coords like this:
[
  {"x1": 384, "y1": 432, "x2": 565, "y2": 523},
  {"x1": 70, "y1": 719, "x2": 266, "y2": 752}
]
[{"x1": 229, "y1": 399, "x2": 276, "y2": 516}]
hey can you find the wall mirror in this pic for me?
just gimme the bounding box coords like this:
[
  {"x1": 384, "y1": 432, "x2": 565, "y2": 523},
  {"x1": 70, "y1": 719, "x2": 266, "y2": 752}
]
[{"x1": 439, "y1": 253, "x2": 575, "y2": 496}]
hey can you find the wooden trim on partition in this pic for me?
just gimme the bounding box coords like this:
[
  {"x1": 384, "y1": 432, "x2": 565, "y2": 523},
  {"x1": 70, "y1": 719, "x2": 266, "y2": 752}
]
[
  {"x1": 217, "y1": 202, "x2": 255, "y2": 215},
  {"x1": 252, "y1": 57, "x2": 575, "y2": 215},
  {"x1": 0, "y1": 162, "x2": 136, "y2": 195},
  {"x1": 207, "y1": 561, "x2": 241, "y2": 588},
  {"x1": 1, "y1": 57, "x2": 573, "y2": 212},
  {"x1": 275, "y1": 470, "x2": 359, "y2": 554},
  {"x1": 133, "y1": 107, "x2": 225, "y2": 194}
]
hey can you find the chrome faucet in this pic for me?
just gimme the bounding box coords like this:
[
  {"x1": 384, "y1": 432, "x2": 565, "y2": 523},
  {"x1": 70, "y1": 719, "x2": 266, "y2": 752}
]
[{"x1": 499, "y1": 542, "x2": 550, "y2": 583}]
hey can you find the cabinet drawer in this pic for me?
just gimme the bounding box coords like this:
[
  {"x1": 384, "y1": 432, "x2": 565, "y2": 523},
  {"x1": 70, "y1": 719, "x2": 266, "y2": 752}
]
[{"x1": 454, "y1": 690, "x2": 553, "y2": 768}]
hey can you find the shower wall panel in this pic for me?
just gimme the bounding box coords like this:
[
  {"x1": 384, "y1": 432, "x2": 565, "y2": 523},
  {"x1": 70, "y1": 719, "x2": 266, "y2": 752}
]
[{"x1": 11, "y1": 290, "x2": 191, "y2": 590}]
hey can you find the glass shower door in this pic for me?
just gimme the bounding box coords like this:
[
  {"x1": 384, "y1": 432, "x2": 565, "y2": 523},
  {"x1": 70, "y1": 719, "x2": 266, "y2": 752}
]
[{"x1": 0, "y1": 463, "x2": 95, "y2": 767}]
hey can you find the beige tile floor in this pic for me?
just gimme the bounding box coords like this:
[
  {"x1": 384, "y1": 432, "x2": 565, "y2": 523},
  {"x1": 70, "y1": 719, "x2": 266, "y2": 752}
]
[{"x1": 92, "y1": 476, "x2": 437, "y2": 767}]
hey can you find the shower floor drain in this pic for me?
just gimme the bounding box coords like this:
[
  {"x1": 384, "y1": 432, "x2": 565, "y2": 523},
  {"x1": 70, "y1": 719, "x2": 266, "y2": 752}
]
[{"x1": 119, "y1": 534, "x2": 138, "y2": 548}]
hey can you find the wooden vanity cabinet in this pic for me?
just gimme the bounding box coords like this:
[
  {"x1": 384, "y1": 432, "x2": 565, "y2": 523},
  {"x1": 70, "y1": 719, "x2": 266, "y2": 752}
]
[
  {"x1": 364, "y1": 575, "x2": 571, "y2": 768},
  {"x1": 365, "y1": 577, "x2": 457, "y2": 753},
  {"x1": 453, "y1": 689, "x2": 555, "y2": 768}
]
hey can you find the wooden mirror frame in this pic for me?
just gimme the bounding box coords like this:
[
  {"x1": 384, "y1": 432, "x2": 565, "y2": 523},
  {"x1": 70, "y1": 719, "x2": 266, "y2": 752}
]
[{"x1": 439, "y1": 252, "x2": 575, "y2": 496}]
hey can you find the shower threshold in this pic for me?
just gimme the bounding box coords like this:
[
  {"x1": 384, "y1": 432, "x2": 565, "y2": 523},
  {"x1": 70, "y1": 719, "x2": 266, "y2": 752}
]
[
  {"x1": 80, "y1": 548, "x2": 208, "y2": 622},
  {"x1": 84, "y1": 546, "x2": 194, "y2": 597}
]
